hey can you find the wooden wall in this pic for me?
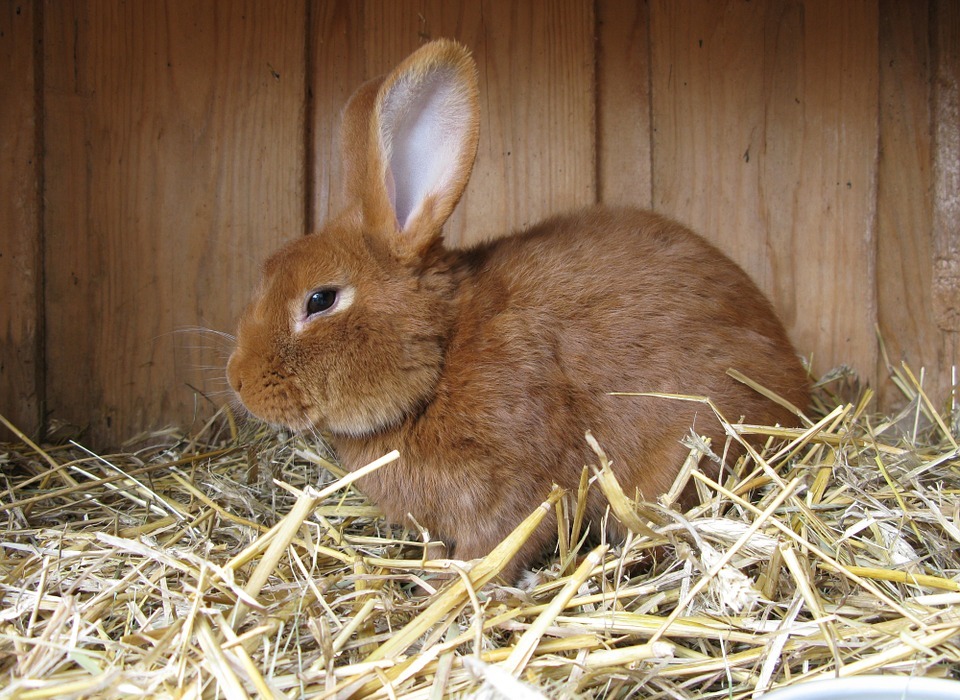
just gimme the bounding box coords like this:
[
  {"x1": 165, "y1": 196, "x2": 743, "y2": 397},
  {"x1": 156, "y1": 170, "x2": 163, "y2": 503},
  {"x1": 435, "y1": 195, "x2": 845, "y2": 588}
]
[
  {"x1": 1, "y1": 0, "x2": 958, "y2": 446},
  {"x1": 1, "y1": 1, "x2": 42, "y2": 441}
]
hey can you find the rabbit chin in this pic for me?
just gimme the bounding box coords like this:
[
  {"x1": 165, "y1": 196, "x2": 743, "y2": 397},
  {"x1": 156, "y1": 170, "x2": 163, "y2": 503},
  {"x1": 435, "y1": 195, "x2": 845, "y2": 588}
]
[
  {"x1": 322, "y1": 415, "x2": 398, "y2": 439},
  {"x1": 242, "y1": 401, "x2": 399, "y2": 439},
  {"x1": 319, "y1": 397, "x2": 415, "y2": 439},
  {"x1": 250, "y1": 389, "x2": 424, "y2": 439}
]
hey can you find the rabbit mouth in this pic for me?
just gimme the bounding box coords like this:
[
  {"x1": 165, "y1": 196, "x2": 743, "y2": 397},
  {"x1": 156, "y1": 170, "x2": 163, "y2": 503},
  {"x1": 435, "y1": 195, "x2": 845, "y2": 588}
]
[
  {"x1": 227, "y1": 346, "x2": 427, "y2": 437},
  {"x1": 227, "y1": 356, "x2": 316, "y2": 431},
  {"x1": 232, "y1": 386, "x2": 317, "y2": 432},
  {"x1": 243, "y1": 386, "x2": 408, "y2": 439},
  {"x1": 248, "y1": 397, "x2": 385, "y2": 437}
]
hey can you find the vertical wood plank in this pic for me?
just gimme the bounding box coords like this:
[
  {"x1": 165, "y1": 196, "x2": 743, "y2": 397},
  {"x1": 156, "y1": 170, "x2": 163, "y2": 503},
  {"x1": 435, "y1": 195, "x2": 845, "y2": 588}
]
[
  {"x1": 462, "y1": 0, "x2": 596, "y2": 243},
  {"x1": 309, "y1": 0, "x2": 596, "y2": 247},
  {"x1": 876, "y1": 0, "x2": 939, "y2": 406},
  {"x1": 931, "y1": 0, "x2": 960, "y2": 329},
  {"x1": 0, "y1": 0, "x2": 42, "y2": 440},
  {"x1": 650, "y1": 0, "x2": 880, "y2": 385},
  {"x1": 930, "y1": 0, "x2": 960, "y2": 406},
  {"x1": 310, "y1": 0, "x2": 367, "y2": 226},
  {"x1": 597, "y1": 0, "x2": 653, "y2": 208},
  {"x1": 43, "y1": 1, "x2": 306, "y2": 445},
  {"x1": 877, "y1": 0, "x2": 960, "y2": 410}
]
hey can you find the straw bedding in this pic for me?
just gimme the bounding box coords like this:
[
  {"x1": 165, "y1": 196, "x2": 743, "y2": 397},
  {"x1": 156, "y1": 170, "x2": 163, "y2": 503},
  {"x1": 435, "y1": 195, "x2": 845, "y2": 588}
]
[{"x1": 1, "y1": 363, "x2": 959, "y2": 699}]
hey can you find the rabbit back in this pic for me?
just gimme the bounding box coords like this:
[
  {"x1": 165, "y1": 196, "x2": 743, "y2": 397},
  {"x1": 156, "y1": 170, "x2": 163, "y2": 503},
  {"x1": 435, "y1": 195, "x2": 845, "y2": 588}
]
[{"x1": 332, "y1": 205, "x2": 808, "y2": 577}]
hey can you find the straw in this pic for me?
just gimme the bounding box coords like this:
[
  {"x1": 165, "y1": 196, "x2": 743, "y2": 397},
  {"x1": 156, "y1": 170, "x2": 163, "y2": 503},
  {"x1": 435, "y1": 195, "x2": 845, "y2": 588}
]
[{"x1": 2, "y1": 364, "x2": 959, "y2": 698}]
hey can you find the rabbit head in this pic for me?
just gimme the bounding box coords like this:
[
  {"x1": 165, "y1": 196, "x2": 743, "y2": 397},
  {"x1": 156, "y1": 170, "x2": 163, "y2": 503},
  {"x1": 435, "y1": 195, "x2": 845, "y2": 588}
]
[{"x1": 227, "y1": 40, "x2": 478, "y2": 436}]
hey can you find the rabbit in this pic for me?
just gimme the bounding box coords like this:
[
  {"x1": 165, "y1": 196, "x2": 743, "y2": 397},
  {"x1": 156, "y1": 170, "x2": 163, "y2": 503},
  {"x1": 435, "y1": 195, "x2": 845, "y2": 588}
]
[{"x1": 227, "y1": 39, "x2": 810, "y2": 582}]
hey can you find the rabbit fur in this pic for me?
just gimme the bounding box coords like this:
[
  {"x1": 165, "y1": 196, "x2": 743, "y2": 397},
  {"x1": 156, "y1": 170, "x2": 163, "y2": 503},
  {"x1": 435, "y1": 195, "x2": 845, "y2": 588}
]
[{"x1": 227, "y1": 39, "x2": 810, "y2": 581}]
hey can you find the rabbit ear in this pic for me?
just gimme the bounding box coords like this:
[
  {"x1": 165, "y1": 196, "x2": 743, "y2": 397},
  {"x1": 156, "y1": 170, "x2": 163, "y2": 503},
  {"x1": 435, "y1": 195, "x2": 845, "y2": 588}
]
[
  {"x1": 364, "y1": 40, "x2": 479, "y2": 257},
  {"x1": 340, "y1": 76, "x2": 386, "y2": 207}
]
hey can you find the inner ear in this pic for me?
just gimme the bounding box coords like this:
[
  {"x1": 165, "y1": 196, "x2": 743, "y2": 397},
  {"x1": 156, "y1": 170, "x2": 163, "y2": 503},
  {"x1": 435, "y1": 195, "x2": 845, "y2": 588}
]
[{"x1": 380, "y1": 67, "x2": 472, "y2": 231}]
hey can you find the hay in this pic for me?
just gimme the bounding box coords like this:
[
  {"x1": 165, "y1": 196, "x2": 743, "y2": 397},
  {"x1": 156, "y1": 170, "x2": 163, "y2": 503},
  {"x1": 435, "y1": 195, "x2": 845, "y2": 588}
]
[{"x1": 1, "y1": 363, "x2": 959, "y2": 699}]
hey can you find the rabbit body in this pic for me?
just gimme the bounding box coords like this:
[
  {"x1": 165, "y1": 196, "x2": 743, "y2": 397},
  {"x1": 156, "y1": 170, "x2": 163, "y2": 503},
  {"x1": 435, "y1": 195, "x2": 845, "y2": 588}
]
[{"x1": 227, "y1": 40, "x2": 809, "y2": 580}]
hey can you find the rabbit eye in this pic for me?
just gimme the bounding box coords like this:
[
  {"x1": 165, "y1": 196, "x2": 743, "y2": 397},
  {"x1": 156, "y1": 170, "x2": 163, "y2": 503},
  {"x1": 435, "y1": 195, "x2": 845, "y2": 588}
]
[{"x1": 306, "y1": 288, "x2": 338, "y2": 317}]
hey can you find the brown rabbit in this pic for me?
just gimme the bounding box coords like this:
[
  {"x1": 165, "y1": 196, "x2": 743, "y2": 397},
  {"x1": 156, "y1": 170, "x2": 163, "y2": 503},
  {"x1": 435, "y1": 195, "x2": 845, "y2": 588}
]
[{"x1": 227, "y1": 39, "x2": 809, "y2": 581}]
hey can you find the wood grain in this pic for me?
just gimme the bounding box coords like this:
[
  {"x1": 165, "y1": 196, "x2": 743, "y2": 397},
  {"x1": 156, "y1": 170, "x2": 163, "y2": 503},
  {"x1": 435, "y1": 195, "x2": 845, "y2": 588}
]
[
  {"x1": 650, "y1": 0, "x2": 880, "y2": 385},
  {"x1": 930, "y1": 0, "x2": 960, "y2": 407},
  {"x1": 309, "y1": 0, "x2": 596, "y2": 247},
  {"x1": 309, "y1": 0, "x2": 367, "y2": 226},
  {"x1": 932, "y1": 0, "x2": 960, "y2": 335},
  {"x1": 43, "y1": 1, "x2": 306, "y2": 445},
  {"x1": 597, "y1": 0, "x2": 653, "y2": 208},
  {"x1": 876, "y1": 0, "x2": 941, "y2": 406},
  {"x1": 0, "y1": 0, "x2": 42, "y2": 440}
]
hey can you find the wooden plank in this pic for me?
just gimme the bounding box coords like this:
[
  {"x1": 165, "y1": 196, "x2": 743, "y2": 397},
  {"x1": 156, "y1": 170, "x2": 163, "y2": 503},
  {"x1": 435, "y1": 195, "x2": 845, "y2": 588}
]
[
  {"x1": 309, "y1": 0, "x2": 596, "y2": 247},
  {"x1": 43, "y1": 1, "x2": 306, "y2": 446},
  {"x1": 461, "y1": 0, "x2": 595, "y2": 243},
  {"x1": 930, "y1": 0, "x2": 960, "y2": 407},
  {"x1": 0, "y1": 1, "x2": 42, "y2": 440},
  {"x1": 649, "y1": 0, "x2": 880, "y2": 385},
  {"x1": 309, "y1": 0, "x2": 366, "y2": 226},
  {"x1": 876, "y1": 0, "x2": 942, "y2": 407},
  {"x1": 932, "y1": 0, "x2": 960, "y2": 329},
  {"x1": 596, "y1": 0, "x2": 653, "y2": 208}
]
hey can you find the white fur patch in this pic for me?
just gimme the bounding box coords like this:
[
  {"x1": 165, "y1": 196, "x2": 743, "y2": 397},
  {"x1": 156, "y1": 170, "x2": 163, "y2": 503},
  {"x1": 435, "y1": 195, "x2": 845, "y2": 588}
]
[{"x1": 517, "y1": 569, "x2": 544, "y2": 591}]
